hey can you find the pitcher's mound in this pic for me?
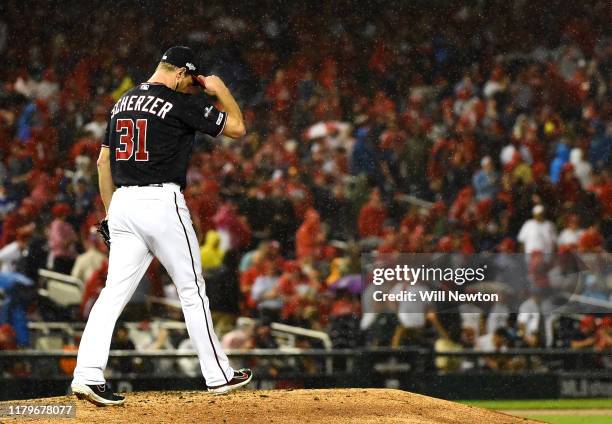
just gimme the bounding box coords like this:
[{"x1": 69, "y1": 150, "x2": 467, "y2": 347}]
[{"x1": 3, "y1": 389, "x2": 541, "y2": 423}]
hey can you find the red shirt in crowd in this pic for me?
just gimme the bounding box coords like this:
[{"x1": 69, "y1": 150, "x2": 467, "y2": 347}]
[{"x1": 358, "y1": 195, "x2": 387, "y2": 238}]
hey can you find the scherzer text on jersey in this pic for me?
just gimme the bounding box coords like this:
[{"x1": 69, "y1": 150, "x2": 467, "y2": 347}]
[{"x1": 110, "y1": 95, "x2": 174, "y2": 119}]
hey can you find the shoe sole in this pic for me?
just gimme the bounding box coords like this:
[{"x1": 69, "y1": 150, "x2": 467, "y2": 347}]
[
  {"x1": 207, "y1": 373, "x2": 253, "y2": 395},
  {"x1": 71, "y1": 383, "x2": 125, "y2": 407}
]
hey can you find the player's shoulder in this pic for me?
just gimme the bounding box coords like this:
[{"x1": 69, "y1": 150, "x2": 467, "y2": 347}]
[
  {"x1": 118, "y1": 82, "x2": 176, "y2": 99},
  {"x1": 134, "y1": 82, "x2": 174, "y2": 97},
  {"x1": 113, "y1": 84, "x2": 149, "y2": 106},
  {"x1": 173, "y1": 90, "x2": 201, "y2": 103},
  {"x1": 120, "y1": 83, "x2": 149, "y2": 98},
  {"x1": 173, "y1": 91, "x2": 211, "y2": 113}
]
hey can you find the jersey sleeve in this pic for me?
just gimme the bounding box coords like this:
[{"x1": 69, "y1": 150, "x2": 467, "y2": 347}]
[
  {"x1": 101, "y1": 117, "x2": 111, "y2": 147},
  {"x1": 181, "y1": 96, "x2": 227, "y2": 137}
]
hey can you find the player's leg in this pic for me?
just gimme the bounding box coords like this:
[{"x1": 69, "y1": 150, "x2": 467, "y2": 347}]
[
  {"x1": 73, "y1": 226, "x2": 153, "y2": 387},
  {"x1": 150, "y1": 191, "x2": 235, "y2": 388}
]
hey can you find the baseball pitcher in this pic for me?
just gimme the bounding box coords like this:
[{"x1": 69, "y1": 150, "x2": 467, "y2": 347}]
[{"x1": 71, "y1": 46, "x2": 252, "y2": 405}]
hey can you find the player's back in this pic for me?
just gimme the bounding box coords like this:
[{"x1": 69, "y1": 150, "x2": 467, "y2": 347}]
[{"x1": 104, "y1": 82, "x2": 227, "y2": 189}]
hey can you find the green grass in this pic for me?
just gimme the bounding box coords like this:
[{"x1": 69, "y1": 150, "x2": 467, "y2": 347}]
[
  {"x1": 460, "y1": 399, "x2": 612, "y2": 424},
  {"x1": 525, "y1": 416, "x2": 611, "y2": 424},
  {"x1": 462, "y1": 398, "x2": 612, "y2": 410}
]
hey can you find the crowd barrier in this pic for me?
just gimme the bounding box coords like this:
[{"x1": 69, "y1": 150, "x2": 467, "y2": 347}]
[{"x1": 1, "y1": 347, "x2": 610, "y2": 400}]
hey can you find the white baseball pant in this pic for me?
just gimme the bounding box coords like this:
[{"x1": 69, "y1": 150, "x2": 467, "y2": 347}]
[{"x1": 73, "y1": 183, "x2": 233, "y2": 387}]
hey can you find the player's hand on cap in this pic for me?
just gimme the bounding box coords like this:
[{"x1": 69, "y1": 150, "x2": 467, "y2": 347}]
[
  {"x1": 195, "y1": 75, "x2": 206, "y2": 89},
  {"x1": 197, "y1": 75, "x2": 227, "y2": 97}
]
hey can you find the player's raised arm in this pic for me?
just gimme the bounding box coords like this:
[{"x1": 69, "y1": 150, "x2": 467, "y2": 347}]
[{"x1": 196, "y1": 75, "x2": 246, "y2": 139}]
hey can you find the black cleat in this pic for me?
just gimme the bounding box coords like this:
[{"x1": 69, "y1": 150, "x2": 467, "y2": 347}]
[
  {"x1": 71, "y1": 382, "x2": 125, "y2": 406},
  {"x1": 207, "y1": 368, "x2": 253, "y2": 395}
]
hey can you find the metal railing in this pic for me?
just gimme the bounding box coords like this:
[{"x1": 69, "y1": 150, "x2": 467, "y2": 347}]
[
  {"x1": 37, "y1": 269, "x2": 83, "y2": 289},
  {"x1": 27, "y1": 320, "x2": 332, "y2": 346},
  {"x1": 270, "y1": 322, "x2": 332, "y2": 350},
  {"x1": 25, "y1": 319, "x2": 335, "y2": 371}
]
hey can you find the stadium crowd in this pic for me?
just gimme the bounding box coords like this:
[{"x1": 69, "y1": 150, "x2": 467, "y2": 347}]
[{"x1": 0, "y1": 1, "x2": 610, "y2": 377}]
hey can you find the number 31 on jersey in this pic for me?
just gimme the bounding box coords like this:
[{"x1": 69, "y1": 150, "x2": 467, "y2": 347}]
[{"x1": 115, "y1": 118, "x2": 149, "y2": 161}]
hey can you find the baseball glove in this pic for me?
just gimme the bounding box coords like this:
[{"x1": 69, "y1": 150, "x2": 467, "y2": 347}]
[{"x1": 97, "y1": 219, "x2": 111, "y2": 248}]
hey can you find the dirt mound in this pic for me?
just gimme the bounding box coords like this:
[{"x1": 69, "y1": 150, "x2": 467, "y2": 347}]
[{"x1": 1, "y1": 389, "x2": 541, "y2": 424}]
